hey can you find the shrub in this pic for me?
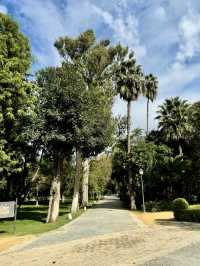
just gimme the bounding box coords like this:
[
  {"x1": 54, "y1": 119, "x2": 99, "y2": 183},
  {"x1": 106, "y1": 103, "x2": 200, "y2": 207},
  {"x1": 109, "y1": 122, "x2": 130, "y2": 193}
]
[
  {"x1": 159, "y1": 200, "x2": 173, "y2": 211},
  {"x1": 172, "y1": 198, "x2": 189, "y2": 212},
  {"x1": 145, "y1": 200, "x2": 173, "y2": 212},
  {"x1": 174, "y1": 209, "x2": 200, "y2": 222},
  {"x1": 145, "y1": 201, "x2": 157, "y2": 212}
]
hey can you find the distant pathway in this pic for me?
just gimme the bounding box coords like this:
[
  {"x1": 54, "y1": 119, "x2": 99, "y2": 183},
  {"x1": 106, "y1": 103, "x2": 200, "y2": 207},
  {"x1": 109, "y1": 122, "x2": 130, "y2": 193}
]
[{"x1": 15, "y1": 195, "x2": 142, "y2": 251}]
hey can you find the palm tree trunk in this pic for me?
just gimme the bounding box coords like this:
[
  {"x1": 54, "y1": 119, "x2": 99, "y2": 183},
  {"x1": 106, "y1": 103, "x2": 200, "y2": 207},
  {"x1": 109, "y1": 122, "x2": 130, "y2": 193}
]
[
  {"x1": 71, "y1": 147, "x2": 82, "y2": 215},
  {"x1": 82, "y1": 158, "x2": 89, "y2": 207},
  {"x1": 146, "y1": 98, "x2": 149, "y2": 135},
  {"x1": 46, "y1": 153, "x2": 63, "y2": 223},
  {"x1": 127, "y1": 100, "x2": 136, "y2": 210},
  {"x1": 127, "y1": 100, "x2": 131, "y2": 153}
]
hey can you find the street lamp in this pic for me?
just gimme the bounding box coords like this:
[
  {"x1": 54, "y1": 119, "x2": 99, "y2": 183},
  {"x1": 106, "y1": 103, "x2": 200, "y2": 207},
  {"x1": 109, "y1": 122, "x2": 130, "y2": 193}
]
[{"x1": 139, "y1": 168, "x2": 146, "y2": 212}]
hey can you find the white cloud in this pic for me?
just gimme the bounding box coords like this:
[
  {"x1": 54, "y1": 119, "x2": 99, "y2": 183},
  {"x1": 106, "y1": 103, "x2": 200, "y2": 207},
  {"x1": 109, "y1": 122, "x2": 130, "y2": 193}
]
[
  {"x1": 159, "y1": 62, "x2": 200, "y2": 95},
  {"x1": 177, "y1": 10, "x2": 200, "y2": 62},
  {"x1": 9, "y1": 0, "x2": 146, "y2": 67},
  {"x1": 154, "y1": 6, "x2": 166, "y2": 21},
  {"x1": 3, "y1": 0, "x2": 200, "y2": 130},
  {"x1": 92, "y1": 4, "x2": 146, "y2": 58},
  {"x1": 0, "y1": 5, "x2": 7, "y2": 14},
  {"x1": 10, "y1": 0, "x2": 67, "y2": 67}
]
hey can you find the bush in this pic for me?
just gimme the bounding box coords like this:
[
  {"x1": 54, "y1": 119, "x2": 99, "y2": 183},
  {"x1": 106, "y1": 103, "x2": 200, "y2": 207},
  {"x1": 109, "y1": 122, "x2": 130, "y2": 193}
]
[
  {"x1": 174, "y1": 208, "x2": 200, "y2": 222},
  {"x1": 145, "y1": 201, "x2": 157, "y2": 212},
  {"x1": 145, "y1": 200, "x2": 173, "y2": 212},
  {"x1": 172, "y1": 198, "x2": 189, "y2": 212},
  {"x1": 158, "y1": 200, "x2": 173, "y2": 211}
]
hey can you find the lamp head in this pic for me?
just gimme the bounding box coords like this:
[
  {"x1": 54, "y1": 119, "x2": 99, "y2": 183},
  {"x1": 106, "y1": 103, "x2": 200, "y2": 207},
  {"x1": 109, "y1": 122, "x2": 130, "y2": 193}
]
[{"x1": 139, "y1": 169, "x2": 143, "y2": 175}]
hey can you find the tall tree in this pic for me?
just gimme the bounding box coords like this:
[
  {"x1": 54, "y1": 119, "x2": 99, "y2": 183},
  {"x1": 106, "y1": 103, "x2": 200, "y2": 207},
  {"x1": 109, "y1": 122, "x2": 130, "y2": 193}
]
[
  {"x1": 156, "y1": 97, "x2": 191, "y2": 156},
  {"x1": 55, "y1": 30, "x2": 125, "y2": 215},
  {"x1": 116, "y1": 51, "x2": 144, "y2": 210},
  {"x1": 144, "y1": 74, "x2": 158, "y2": 135},
  {"x1": 37, "y1": 64, "x2": 86, "y2": 222},
  {"x1": 0, "y1": 13, "x2": 37, "y2": 200}
]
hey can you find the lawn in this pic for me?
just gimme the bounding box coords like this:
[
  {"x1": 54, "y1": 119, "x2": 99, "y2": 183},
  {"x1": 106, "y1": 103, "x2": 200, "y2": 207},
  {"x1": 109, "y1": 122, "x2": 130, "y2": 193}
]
[
  {"x1": 0, "y1": 201, "x2": 82, "y2": 236},
  {"x1": 189, "y1": 204, "x2": 200, "y2": 209}
]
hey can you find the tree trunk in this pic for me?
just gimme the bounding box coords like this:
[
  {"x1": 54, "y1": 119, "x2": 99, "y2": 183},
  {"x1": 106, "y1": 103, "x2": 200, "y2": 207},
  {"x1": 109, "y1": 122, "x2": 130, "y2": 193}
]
[
  {"x1": 71, "y1": 147, "x2": 82, "y2": 215},
  {"x1": 35, "y1": 183, "x2": 39, "y2": 207},
  {"x1": 146, "y1": 98, "x2": 149, "y2": 135},
  {"x1": 82, "y1": 158, "x2": 89, "y2": 207},
  {"x1": 127, "y1": 100, "x2": 136, "y2": 210},
  {"x1": 127, "y1": 100, "x2": 131, "y2": 154},
  {"x1": 178, "y1": 144, "x2": 183, "y2": 156},
  {"x1": 46, "y1": 154, "x2": 63, "y2": 223}
]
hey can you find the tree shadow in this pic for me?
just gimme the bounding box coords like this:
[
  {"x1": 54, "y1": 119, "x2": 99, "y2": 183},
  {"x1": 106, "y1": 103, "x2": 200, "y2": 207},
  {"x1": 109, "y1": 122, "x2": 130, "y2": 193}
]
[
  {"x1": 92, "y1": 198, "x2": 128, "y2": 210},
  {"x1": 155, "y1": 218, "x2": 200, "y2": 231},
  {"x1": 15, "y1": 203, "x2": 70, "y2": 223}
]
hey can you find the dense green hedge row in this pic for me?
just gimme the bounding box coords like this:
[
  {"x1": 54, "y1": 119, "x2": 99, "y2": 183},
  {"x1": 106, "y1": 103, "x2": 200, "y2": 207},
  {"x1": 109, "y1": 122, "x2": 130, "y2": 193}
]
[
  {"x1": 172, "y1": 198, "x2": 200, "y2": 222},
  {"x1": 174, "y1": 209, "x2": 200, "y2": 222}
]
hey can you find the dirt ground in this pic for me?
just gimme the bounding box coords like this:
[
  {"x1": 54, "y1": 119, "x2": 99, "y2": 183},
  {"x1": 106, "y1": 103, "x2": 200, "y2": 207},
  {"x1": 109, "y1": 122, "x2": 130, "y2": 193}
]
[
  {"x1": 0, "y1": 235, "x2": 34, "y2": 252},
  {"x1": 133, "y1": 211, "x2": 174, "y2": 225}
]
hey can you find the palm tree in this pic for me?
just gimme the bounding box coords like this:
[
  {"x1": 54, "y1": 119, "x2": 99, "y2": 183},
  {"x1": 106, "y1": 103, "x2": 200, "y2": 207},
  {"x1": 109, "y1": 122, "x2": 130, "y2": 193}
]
[
  {"x1": 156, "y1": 97, "x2": 191, "y2": 156},
  {"x1": 116, "y1": 51, "x2": 144, "y2": 210},
  {"x1": 145, "y1": 74, "x2": 158, "y2": 135}
]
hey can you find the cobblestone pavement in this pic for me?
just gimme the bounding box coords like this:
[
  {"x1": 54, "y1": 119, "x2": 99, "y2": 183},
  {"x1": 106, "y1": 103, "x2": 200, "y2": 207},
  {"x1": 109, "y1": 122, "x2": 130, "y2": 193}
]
[
  {"x1": 140, "y1": 240, "x2": 200, "y2": 266},
  {"x1": 1, "y1": 196, "x2": 200, "y2": 266}
]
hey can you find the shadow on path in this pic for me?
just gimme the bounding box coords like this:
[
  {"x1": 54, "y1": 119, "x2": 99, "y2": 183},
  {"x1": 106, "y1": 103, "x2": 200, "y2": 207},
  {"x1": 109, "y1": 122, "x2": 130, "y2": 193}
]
[
  {"x1": 155, "y1": 218, "x2": 200, "y2": 231},
  {"x1": 92, "y1": 196, "x2": 127, "y2": 210}
]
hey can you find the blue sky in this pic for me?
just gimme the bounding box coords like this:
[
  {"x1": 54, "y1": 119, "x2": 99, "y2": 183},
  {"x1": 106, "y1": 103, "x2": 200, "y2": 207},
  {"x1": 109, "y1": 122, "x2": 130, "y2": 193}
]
[{"x1": 1, "y1": 0, "x2": 200, "y2": 130}]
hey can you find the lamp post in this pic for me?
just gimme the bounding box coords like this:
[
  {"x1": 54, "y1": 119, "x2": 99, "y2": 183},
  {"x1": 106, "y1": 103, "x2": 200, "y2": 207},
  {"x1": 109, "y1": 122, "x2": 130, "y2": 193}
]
[{"x1": 139, "y1": 168, "x2": 145, "y2": 212}]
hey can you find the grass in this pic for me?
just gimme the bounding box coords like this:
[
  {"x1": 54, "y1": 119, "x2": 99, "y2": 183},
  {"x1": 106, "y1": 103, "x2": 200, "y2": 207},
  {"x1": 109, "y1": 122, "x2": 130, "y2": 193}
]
[
  {"x1": 189, "y1": 204, "x2": 200, "y2": 209},
  {"x1": 0, "y1": 201, "x2": 82, "y2": 236}
]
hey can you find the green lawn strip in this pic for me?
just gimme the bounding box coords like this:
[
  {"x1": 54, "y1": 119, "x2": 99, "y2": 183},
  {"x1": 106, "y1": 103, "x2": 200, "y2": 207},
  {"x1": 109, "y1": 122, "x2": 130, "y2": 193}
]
[
  {"x1": 0, "y1": 202, "x2": 83, "y2": 236},
  {"x1": 189, "y1": 204, "x2": 200, "y2": 210}
]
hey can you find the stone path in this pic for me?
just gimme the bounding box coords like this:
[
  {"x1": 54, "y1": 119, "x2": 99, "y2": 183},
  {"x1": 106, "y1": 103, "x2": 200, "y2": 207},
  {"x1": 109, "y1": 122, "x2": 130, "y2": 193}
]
[
  {"x1": 140, "y1": 240, "x2": 200, "y2": 266},
  {"x1": 1, "y1": 196, "x2": 200, "y2": 266},
  {"x1": 7, "y1": 195, "x2": 142, "y2": 252}
]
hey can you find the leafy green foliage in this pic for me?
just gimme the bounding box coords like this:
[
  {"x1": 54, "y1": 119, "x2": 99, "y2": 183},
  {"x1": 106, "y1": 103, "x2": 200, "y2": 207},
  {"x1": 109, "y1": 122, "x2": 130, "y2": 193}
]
[
  {"x1": 54, "y1": 30, "x2": 122, "y2": 157},
  {"x1": 36, "y1": 64, "x2": 86, "y2": 152},
  {"x1": 144, "y1": 74, "x2": 158, "y2": 102},
  {"x1": 156, "y1": 97, "x2": 191, "y2": 154},
  {"x1": 174, "y1": 208, "x2": 200, "y2": 222},
  {"x1": 116, "y1": 51, "x2": 144, "y2": 102},
  {"x1": 172, "y1": 198, "x2": 189, "y2": 212},
  {"x1": 0, "y1": 14, "x2": 38, "y2": 199},
  {"x1": 145, "y1": 200, "x2": 173, "y2": 212},
  {"x1": 89, "y1": 155, "x2": 112, "y2": 194}
]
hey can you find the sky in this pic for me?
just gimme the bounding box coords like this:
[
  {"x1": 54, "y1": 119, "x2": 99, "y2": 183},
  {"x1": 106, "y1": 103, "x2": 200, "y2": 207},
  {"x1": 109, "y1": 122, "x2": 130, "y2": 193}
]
[{"x1": 1, "y1": 0, "x2": 200, "y2": 131}]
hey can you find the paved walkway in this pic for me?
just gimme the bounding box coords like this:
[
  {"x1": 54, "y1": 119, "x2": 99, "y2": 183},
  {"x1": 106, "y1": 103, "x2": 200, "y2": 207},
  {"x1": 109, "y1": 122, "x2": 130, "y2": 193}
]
[
  {"x1": 11, "y1": 195, "x2": 142, "y2": 252},
  {"x1": 1, "y1": 196, "x2": 200, "y2": 266},
  {"x1": 141, "y1": 240, "x2": 200, "y2": 266}
]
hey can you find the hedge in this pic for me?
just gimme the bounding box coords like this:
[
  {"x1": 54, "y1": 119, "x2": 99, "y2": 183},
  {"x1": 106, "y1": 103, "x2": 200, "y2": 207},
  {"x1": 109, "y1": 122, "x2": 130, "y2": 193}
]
[
  {"x1": 172, "y1": 198, "x2": 189, "y2": 212},
  {"x1": 174, "y1": 208, "x2": 200, "y2": 222}
]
